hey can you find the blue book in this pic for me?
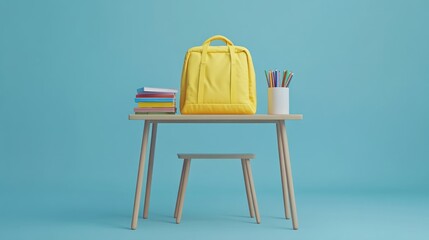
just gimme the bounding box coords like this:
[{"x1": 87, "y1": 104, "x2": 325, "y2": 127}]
[{"x1": 135, "y1": 98, "x2": 175, "y2": 103}]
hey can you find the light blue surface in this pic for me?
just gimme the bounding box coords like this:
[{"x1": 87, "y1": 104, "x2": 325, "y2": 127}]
[{"x1": 1, "y1": 0, "x2": 428, "y2": 239}]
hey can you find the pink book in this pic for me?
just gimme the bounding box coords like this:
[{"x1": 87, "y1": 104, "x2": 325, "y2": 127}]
[{"x1": 136, "y1": 93, "x2": 176, "y2": 98}]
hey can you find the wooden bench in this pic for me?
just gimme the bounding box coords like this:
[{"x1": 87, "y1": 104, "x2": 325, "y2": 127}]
[{"x1": 174, "y1": 153, "x2": 260, "y2": 224}]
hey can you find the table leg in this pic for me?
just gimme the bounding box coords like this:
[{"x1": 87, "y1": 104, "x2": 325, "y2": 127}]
[
  {"x1": 131, "y1": 121, "x2": 151, "y2": 230},
  {"x1": 279, "y1": 121, "x2": 299, "y2": 230},
  {"x1": 276, "y1": 122, "x2": 291, "y2": 219},
  {"x1": 143, "y1": 122, "x2": 158, "y2": 219}
]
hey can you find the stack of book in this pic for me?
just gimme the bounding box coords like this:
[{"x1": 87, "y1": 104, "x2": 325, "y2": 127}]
[{"x1": 134, "y1": 87, "x2": 178, "y2": 114}]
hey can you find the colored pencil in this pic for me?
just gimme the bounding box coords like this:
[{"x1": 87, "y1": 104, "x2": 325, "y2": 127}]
[
  {"x1": 282, "y1": 70, "x2": 287, "y2": 87},
  {"x1": 264, "y1": 70, "x2": 269, "y2": 87},
  {"x1": 286, "y1": 72, "x2": 294, "y2": 87}
]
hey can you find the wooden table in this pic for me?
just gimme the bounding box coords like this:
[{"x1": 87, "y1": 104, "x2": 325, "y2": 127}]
[{"x1": 128, "y1": 114, "x2": 303, "y2": 230}]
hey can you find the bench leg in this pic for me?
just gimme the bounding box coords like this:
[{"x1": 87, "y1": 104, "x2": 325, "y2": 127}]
[
  {"x1": 244, "y1": 159, "x2": 260, "y2": 224},
  {"x1": 276, "y1": 123, "x2": 291, "y2": 219},
  {"x1": 174, "y1": 159, "x2": 187, "y2": 218},
  {"x1": 241, "y1": 159, "x2": 255, "y2": 218},
  {"x1": 176, "y1": 159, "x2": 191, "y2": 224},
  {"x1": 143, "y1": 122, "x2": 158, "y2": 219}
]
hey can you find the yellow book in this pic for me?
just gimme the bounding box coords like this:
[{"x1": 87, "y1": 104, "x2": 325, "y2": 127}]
[{"x1": 138, "y1": 102, "x2": 175, "y2": 108}]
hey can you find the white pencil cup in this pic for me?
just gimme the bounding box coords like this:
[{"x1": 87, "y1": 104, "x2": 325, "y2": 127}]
[{"x1": 268, "y1": 87, "x2": 289, "y2": 114}]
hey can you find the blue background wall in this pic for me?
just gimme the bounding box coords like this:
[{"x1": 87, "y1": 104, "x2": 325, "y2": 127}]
[{"x1": 1, "y1": 0, "x2": 428, "y2": 239}]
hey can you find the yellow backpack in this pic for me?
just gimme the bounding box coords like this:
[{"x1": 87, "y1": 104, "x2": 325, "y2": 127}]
[{"x1": 180, "y1": 35, "x2": 257, "y2": 114}]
